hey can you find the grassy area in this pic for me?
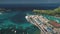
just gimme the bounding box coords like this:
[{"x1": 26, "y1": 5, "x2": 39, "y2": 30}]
[{"x1": 33, "y1": 7, "x2": 60, "y2": 16}]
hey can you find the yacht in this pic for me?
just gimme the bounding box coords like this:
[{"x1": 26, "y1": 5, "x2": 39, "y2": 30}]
[{"x1": 25, "y1": 15, "x2": 59, "y2": 34}]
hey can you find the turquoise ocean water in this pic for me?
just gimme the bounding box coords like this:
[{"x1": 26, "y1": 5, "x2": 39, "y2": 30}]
[
  {"x1": 42, "y1": 14, "x2": 60, "y2": 23},
  {"x1": 0, "y1": 10, "x2": 40, "y2": 34}
]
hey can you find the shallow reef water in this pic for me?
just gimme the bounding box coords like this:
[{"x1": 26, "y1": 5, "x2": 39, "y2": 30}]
[
  {"x1": 0, "y1": 10, "x2": 40, "y2": 34},
  {"x1": 42, "y1": 14, "x2": 60, "y2": 24}
]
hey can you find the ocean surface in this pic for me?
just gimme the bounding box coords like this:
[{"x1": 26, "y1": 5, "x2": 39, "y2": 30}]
[
  {"x1": 42, "y1": 14, "x2": 60, "y2": 23},
  {"x1": 0, "y1": 4, "x2": 59, "y2": 10},
  {"x1": 0, "y1": 10, "x2": 40, "y2": 34}
]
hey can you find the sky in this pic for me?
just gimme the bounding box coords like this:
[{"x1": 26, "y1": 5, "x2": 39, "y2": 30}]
[{"x1": 0, "y1": 0, "x2": 60, "y2": 4}]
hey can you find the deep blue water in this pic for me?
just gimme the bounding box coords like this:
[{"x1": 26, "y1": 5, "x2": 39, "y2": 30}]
[{"x1": 0, "y1": 4, "x2": 59, "y2": 10}]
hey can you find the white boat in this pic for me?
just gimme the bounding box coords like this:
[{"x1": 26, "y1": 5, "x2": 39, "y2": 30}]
[{"x1": 25, "y1": 15, "x2": 57, "y2": 34}]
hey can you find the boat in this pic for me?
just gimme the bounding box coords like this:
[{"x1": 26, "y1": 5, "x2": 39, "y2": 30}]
[{"x1": 25, "y1": 15, "x2": 60, "y2": 34}]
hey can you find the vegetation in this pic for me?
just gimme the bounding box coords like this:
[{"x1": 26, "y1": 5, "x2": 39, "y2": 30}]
[{"x1": 33, "y1": 7, "x2": 60, "y2": 16}]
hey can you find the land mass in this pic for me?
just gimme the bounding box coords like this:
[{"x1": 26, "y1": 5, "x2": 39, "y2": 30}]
[{"x1": 33, "y1": 7, "x2": 60, "y2": 17}]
